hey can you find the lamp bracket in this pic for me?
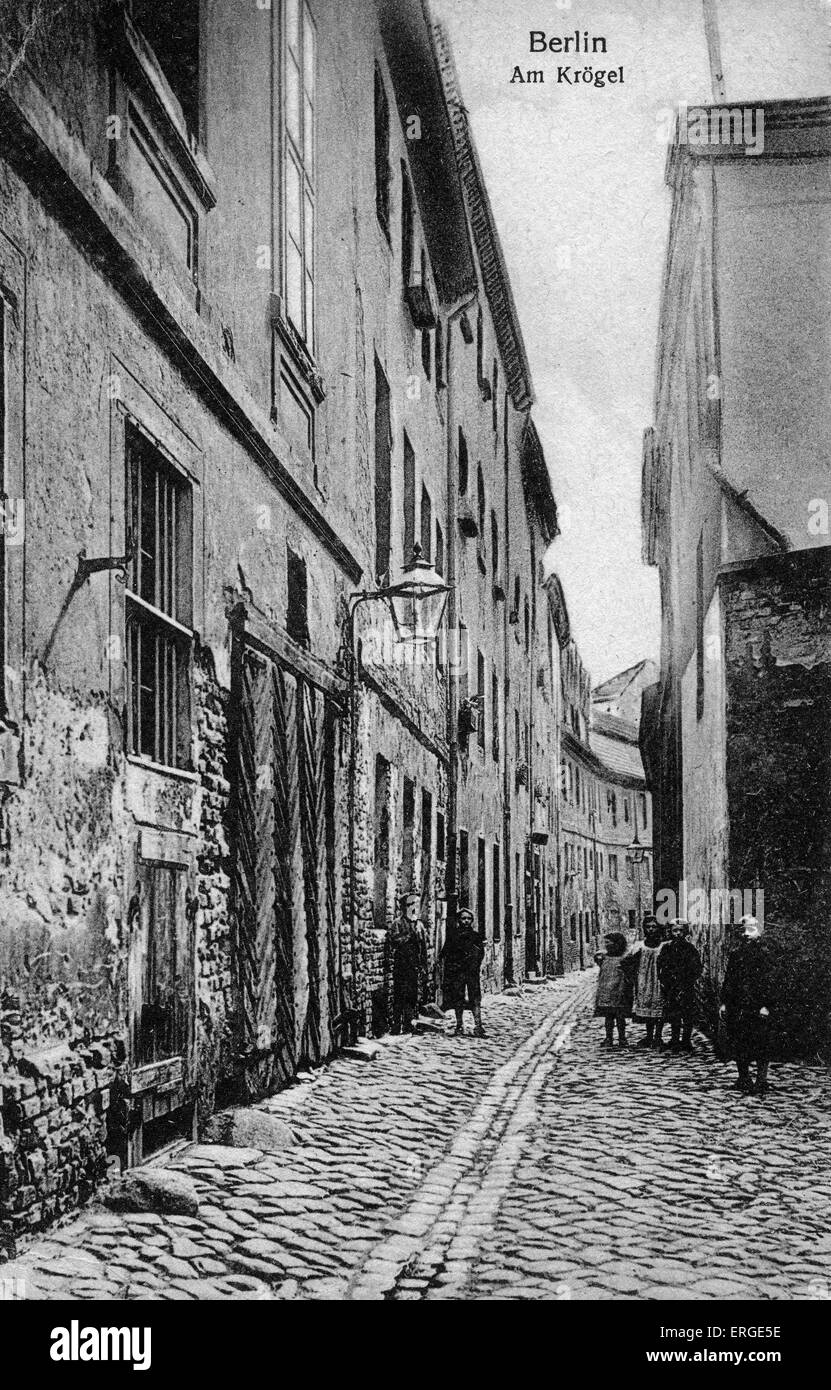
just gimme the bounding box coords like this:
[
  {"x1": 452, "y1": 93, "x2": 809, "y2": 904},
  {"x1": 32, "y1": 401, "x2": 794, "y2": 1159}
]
[{"x1": 77, "y1": 542, "x2": 134, "y2": 584}]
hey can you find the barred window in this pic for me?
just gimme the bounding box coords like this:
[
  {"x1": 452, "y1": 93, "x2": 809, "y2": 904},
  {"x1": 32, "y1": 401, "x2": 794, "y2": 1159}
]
[
  {"x1": 125, "y1": 427, "x2": 193, "y2": 771},
  {"x1": 284, "y1": 0, "x2": 316, "y2": 345}
]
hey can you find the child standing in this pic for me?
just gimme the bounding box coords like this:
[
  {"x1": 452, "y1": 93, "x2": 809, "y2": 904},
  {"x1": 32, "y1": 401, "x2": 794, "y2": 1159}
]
[
  {"x1": 632, "y1": 916, "x2": 666, "y2": 1048},
  {"x1": 594, "y1": 932, "x2": 634, "y2": 1048}
]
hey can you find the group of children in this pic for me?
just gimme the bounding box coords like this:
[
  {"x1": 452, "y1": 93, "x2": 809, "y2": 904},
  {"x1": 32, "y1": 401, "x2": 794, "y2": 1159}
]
[{"x1": 594, "y1": 915, "x2": 701, "y2": 1051}]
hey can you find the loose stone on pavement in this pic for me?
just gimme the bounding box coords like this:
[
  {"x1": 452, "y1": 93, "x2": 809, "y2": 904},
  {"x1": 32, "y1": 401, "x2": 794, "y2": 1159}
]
[{"x1": 6, "y1": 975, "x2": 829, "y2": 1301}]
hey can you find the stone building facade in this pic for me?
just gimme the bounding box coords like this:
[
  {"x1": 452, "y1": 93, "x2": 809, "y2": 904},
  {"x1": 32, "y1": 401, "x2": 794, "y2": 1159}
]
[
  {"x1": 0, "y1": 0, "x2": 563, "y2": 1249},
  {"x1": 640, "y1": 96, "x2": 831, "y2": 1048},
  {"x1": 557, "y1": 640, "x2": 653, "y2": 974}
]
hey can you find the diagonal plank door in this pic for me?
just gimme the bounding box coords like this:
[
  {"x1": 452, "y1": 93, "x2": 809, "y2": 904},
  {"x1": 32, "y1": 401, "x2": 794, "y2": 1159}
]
[
  {"x1": 233, "y1": 636, "x2": 341, "y2": 1094},
  {"x1": 234, "y1": 647, "x2": 295, "y2": 1089}
]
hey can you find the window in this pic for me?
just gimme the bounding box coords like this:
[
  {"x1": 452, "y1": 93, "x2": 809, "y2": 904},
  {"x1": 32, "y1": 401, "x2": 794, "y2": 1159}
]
[
  {"x1": 420, "y1": 484, "x2": 432, "y2": 563},
  {"x1": 125, "y1": 426, "x2": 193, "y2": 771},
  {"x1": 435, "y1": 318, "x2": 445, "y2": 389},
  {"x1": 131, "y1": 0, "x2": 201, "y2": 136},
  {"x1": 459, "y1": 829, "x2": 470, "y2": 908},
  {"x1": 624, "y1": 796, "x2": 630, "y2": 824},
  {"x1": 374, "y1": 65, "x2": 390, "y2": 235},
  {"x1": 402, "y1": 777, "x2": 415, "y2": 893},
  {"x1": 608, "y1": 790, "x2": 617, "y2": 827},
  {"x1": 374, "y1": 357, "x2": 391, "y2": 582},
  {"x1": 476, "y1": 305, "x2": 484, "y2": 386},
  {"x1": 492, "y1": 844, "x2": 501, "y2": 941},
  {"x1": 575, "y1": 765, "x2": 581, "y2": 805},
  {"x1": 477, "y1": 837, "x2": 487, "y2": 938},
  {"x1": 401, "y1": 162, "x2": 414, "y2": 287},
  {"x1": 458, "y1": 428, "x2": 468, "y2": 495},
  {"x1": 524, "y1": 596, "x2": 530, "y2": 654},
  {"x1": 570, "y1": 913, "x2": 577, "y2": 942},
  {"x1": 610, "y1": 854, "x2": 619, "y2": 882},
  {"x1": 436, "y1": 812, "x2": 446, "y2": 863},
  {"x1": 584, "y1": 847, "x2": 588, "y2": 878},
  {"x1": 492, "y1": 667, "x2": 499, "y2": 762},
  {"x1": 627, "y1": 856, "x2": 634, "y2": 882},
  {"x1": 513, "y1": 574, "x2": 520, "y2": 621},
  {"x1": 403, "y1": 432, "x2": 415, "y2": 564},
  {"x1": 283, "y1": 0, "x2": 316, "y2": 345},
  {"x1": 516, "y1": 850, "x2": 522, "y2": 923},
  {"x1": 421, "y1": 329, "x2": 432, "y2": 381},
  {"x1": 286, "y1": 547, "x2": 310, "y2": 647},
  {"x1": 435, "y1": 521, "x2": 444, "y2": 578},
  {"x1": 457, "y1": 622, "x2": 469, "y2": 706},
  {"x1": 628, "y1": 909, "x2": 636, "y2": 934},
  {"x1": 515, "y1": 708, "x2": 520, "y2": 760},
  {"x1": 421, "y1": 789, "x2": 433, "y2": 919},
  {"x1": 696, "y1": 528, "x2": 705, "y2": 720},
  {"x1": 639, "y1": 793, "x2": 648, "y2": 829},
  {"x1": 374, "y1": 755, "x2": 390, "y2": 930},
  {"x1": 477, "y1": 649, "x2": 485, "y2": 751},
  {"x1": 492, "y1": 360, "x2": 498, "y2": 430},
  {"x1": 491, "y1": 511, "x2": 499, "y2": 577},
  {"x1": 477, "y1": 465, "x2": 485, "y2": 539}
]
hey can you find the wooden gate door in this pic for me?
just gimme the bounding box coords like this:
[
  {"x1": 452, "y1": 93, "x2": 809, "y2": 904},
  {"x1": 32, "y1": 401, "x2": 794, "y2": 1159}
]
[
  {"x1": 234, "y1": 646, "x2": 298, "y2": 1093},
  {"x1": 129, "y1": 857, "x2": 196, "y2": 1161},
  {"x1": 233, "y1": 627, "x2": 341, "y2": 1097}
]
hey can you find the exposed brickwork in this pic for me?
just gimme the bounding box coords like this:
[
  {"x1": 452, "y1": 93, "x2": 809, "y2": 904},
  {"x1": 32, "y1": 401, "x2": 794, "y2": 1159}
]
[
  {"x1": 193, "y1": 647, "x2": 236, "y2": 1120},
  {"x1": 0, "y1": 1042, "x2": 118, "y2": 1257}
]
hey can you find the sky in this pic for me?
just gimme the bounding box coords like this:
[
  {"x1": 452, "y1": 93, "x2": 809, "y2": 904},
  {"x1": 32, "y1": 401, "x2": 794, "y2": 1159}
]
[{"x1": 430, "y1": 0, "x2": 829, "y2": 684}]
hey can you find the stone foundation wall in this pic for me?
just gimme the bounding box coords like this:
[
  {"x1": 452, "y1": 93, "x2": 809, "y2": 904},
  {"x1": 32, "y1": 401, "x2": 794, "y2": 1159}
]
[
  {"x1": 0, "y1": 1043, "x2": 118, "y2": 1257},
  {"x1": 719, "y1": 547, "x2": 831, "y2": 1053},
  {"x1": 193, "y1": 647, "x2": 236, "y2": 1121}
]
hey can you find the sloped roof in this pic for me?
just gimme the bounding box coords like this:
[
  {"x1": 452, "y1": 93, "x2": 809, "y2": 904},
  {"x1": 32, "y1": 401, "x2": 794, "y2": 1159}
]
[
  {"x1": 593, "y1": 660, "x2": 653, "y2": 703},
  {"x1": 592, "y1": 711, "x2": 640, "y2": 744},
  {"x1": 431, "y1": 15, "x2": 534, "y2": 410},
  {"x1": 590, "y1": 729, "x2": 646, "y2": 783},
  {"x1": 521, "y1": 419, "x2": 558, "y2": 544},
  {"x1": 379, "y1": 0, "x2": 477, "y2": 304}
]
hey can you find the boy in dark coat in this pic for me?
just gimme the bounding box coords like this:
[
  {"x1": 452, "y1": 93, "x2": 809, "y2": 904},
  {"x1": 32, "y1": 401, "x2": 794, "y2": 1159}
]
[
  {"x1": 719, "y1": 915, "x2": 774, "y2": 1095},
  {"x1": 441, "y1": 908, "x2": 486, "y2": 1036},
  {"x1": 658, "y1": 919, "x2": 702, "y2": 1052}
]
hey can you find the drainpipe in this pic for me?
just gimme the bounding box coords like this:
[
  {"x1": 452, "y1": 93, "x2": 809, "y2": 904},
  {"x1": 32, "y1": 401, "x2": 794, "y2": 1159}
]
[
  {"x1": 444, "y1": 292, "x2": 478, "y2": 942},
  {"x1": 553, "y1": 621, "x2": 565, "y2": 974},
  {"x1": 502, "y1": 387, "x2": 512, "y2": 982},
  {"x1": 528, "y1": 528, "x2": 537, "y2": 977}
]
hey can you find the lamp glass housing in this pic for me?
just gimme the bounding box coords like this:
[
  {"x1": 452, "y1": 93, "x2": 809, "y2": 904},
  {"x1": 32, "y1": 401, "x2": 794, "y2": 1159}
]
[{"x1": 387, "y1": 545, "x2": 450, "y2": 644}]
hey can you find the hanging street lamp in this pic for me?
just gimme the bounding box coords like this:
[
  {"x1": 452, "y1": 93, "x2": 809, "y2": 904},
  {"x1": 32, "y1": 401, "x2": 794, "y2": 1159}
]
[{"x1": 386, "y1": 542, "x2": 450, "y2": 646}]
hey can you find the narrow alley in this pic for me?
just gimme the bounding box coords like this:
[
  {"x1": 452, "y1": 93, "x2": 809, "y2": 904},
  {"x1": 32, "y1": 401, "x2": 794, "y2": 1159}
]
[{"x1": 6, "y1": 976, "x2": 829, "y2": 1303}]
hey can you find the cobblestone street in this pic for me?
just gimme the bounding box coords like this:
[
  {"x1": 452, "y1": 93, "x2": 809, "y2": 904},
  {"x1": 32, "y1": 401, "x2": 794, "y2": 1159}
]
[{"x1": 5, "y1": 973, "x2": 830, "y2": 1302}]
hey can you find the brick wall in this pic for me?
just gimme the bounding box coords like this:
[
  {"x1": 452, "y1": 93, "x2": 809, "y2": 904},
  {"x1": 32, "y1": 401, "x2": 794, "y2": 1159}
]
[
  {"x1": 0, "y1": 1043, "x2": 117, "y2": 1257},
  {"x1": 193, "y1": 647, "x2": 236, "y2": 1120}
]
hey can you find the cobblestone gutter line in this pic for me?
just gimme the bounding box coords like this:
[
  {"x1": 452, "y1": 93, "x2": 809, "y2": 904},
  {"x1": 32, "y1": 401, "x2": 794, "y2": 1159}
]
[{"x1": 346, "y1": 973, "x2": 596, "y2": 1300}]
